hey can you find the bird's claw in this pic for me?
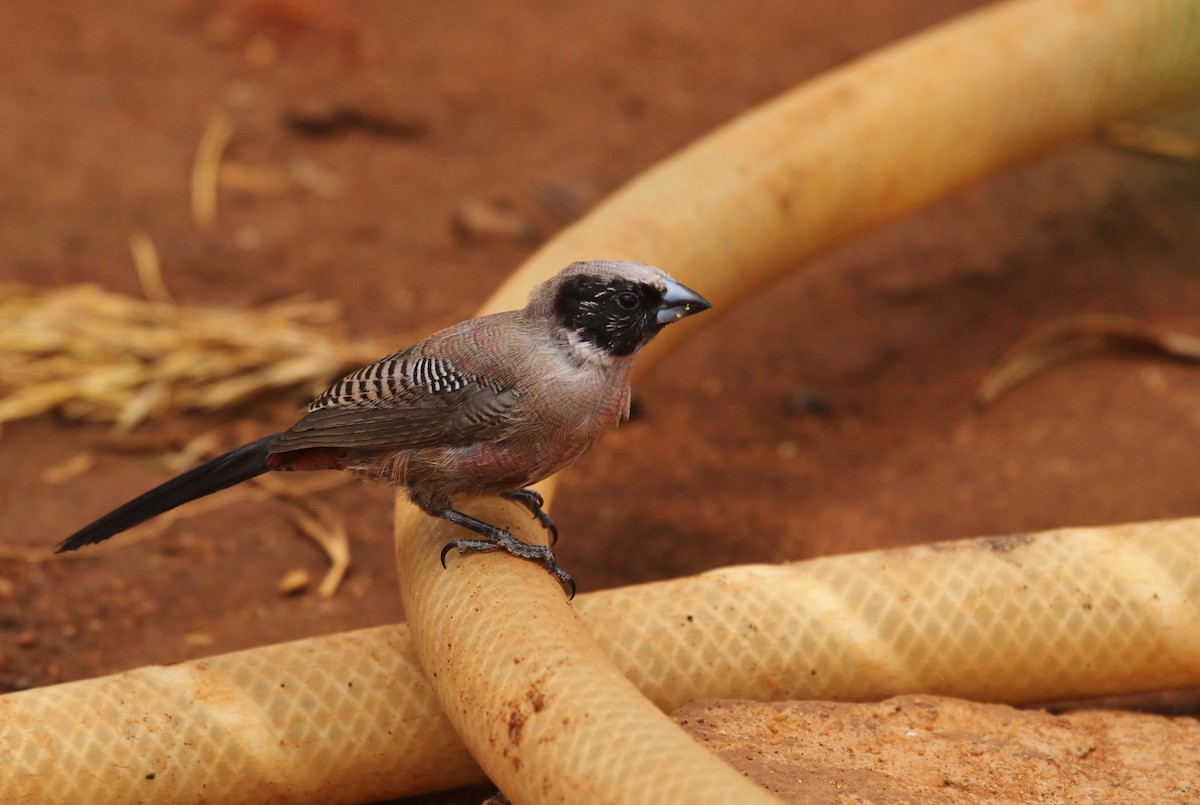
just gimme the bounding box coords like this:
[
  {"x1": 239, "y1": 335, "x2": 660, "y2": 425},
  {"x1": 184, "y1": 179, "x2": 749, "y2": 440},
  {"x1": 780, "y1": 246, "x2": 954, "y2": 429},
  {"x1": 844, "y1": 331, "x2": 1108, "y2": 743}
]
[
  {"x1": 502, "y1": 488, "x2": 560, "y2": 546},
  {"x1": 440, "y1": 540, "x2": 459, "y2": 569},
  {"x1": 543, "y1": 517, "x2": 560, "y2": 547},
  {"x1": 516, "y1": 489, "x2": 545, "y2": 509},
  {"x1": 553, "y1": 566, "x2": 576, "y2": 599},
  {"x1": 439, "y1": 531, "x2": 575, "y2": 598}
]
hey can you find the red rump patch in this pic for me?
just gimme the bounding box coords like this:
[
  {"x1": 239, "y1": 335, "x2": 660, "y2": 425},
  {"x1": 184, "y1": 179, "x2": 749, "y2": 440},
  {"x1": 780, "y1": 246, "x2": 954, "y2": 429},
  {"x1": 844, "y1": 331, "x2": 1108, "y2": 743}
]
[{"x1": 267, "y1": 449, "x2": 345, "y2": 472}]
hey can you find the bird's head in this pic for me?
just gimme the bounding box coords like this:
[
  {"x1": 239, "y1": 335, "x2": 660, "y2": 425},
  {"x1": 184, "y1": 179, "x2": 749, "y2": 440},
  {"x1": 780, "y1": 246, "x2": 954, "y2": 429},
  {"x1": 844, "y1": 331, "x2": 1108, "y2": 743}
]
[{"x1": 530, "y1": 260, "x2": 712, "y2": 361}]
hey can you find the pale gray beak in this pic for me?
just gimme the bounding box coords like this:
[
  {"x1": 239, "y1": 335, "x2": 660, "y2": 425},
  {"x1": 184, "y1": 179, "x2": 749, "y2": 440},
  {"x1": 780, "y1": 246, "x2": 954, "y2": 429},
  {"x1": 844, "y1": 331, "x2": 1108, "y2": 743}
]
[{"x1": 656, "y1": 278, "x2": 712, "y2": 325}]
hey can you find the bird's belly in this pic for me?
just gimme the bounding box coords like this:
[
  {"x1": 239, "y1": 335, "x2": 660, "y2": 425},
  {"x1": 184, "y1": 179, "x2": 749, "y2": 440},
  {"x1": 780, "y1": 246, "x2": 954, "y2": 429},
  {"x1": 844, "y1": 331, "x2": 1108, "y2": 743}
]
[
  {"x1": 394, "y1": 438, "x2": 573, "y2": 497},
  {"x1": 384, "y1": 380, "x2": 628, "y2": 498},
  {"x1": 497, "y1": 432, "x2": 595, "y2": 488}
]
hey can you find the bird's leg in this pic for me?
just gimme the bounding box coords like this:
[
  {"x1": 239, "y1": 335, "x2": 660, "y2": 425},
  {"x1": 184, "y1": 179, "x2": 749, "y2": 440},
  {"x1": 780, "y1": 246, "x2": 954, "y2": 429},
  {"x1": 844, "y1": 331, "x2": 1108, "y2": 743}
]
[
  {"x1": 438, "y1": 507, "x2": 574, "y2": 597},
  {"x1": 501, "y1": 488, "x2": 559, "y2": 546}
]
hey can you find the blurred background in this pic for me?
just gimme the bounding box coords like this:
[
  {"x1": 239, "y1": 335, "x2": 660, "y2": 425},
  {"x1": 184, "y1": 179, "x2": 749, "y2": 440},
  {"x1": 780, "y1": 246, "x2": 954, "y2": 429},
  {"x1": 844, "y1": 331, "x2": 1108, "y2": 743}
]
[{"x1": 2, "y1": 0, "x2": 1199, "y2": 717}]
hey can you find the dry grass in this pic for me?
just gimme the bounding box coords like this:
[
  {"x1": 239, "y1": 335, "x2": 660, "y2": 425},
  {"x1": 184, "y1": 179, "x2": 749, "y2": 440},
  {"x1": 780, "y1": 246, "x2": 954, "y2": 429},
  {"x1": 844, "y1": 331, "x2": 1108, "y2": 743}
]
[
  {"x1": 0, "y1": 281, "x2": 395, "y2": 431},
  {"x1": 978, "y1": 314, "x2": 1200, "y2": 406},
  {"x1": 0, "y1": 269, "x2": 399, "y2": 586}
]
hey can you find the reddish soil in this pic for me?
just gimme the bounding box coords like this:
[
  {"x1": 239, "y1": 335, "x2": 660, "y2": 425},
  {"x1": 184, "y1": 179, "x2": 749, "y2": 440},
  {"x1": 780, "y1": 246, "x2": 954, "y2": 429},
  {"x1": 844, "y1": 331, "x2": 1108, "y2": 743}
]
[{"x1": 3, "y1": 2, "x2": 1199, "y2": 803}]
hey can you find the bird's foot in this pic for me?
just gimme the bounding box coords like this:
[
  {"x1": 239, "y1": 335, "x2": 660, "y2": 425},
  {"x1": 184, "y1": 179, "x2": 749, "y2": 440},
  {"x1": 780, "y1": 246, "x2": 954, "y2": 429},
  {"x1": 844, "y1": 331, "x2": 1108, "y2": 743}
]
[
  {"x1": 439, "y1": 507, "x2": 574, "y2": 598},
  {"x1": 501, "y1": 488, "x2": 559, "y2": 546}
]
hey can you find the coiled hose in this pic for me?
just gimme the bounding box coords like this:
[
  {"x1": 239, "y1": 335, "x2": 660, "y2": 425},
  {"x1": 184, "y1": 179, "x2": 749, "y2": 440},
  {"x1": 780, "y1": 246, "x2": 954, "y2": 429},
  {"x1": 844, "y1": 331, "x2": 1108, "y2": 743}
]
[
  {"x1": 3, "y1": 0, "x2": 1199, "y2": 802},
  {"x1": 4, "y1": 519, "x2": 1199, "y2": 802}
]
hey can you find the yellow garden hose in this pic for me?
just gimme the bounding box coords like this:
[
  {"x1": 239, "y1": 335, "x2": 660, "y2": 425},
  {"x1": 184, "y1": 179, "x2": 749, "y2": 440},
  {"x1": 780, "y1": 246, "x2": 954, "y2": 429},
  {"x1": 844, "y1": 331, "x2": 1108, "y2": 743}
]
[
  {"x1": 4, "y1": 519, "x2": 1199, "y2": 801},
  {"x1": 3, "y1": 0, "x2": 1200, "y2": 802}
]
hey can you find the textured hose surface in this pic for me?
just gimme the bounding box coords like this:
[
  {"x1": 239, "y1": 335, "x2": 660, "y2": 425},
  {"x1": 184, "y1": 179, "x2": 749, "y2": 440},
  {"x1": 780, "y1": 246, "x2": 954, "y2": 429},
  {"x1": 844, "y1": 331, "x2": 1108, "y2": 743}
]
[
  {"x1": 396, "y1": 498, "x2": 783, "y2": 805},
  {"x1": 587, "y1": 519, "x2": 1200, "y2": 709},
  {"x1": 5, "y1": 519, "x2": 1199, "y2": 801},
  {"x1": 6, "y1": 0, "x2": 1200, "y2": 802},
  {"x1": 0, "y1": 627, "x2": 482, "y2": 803}
]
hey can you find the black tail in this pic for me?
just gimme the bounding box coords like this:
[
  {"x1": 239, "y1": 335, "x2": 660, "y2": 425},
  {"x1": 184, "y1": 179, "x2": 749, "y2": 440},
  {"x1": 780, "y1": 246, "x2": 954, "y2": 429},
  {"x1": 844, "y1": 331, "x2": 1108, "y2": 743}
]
[{"x1": 56, "y1": 433, "x2": 282, "y2": 553}]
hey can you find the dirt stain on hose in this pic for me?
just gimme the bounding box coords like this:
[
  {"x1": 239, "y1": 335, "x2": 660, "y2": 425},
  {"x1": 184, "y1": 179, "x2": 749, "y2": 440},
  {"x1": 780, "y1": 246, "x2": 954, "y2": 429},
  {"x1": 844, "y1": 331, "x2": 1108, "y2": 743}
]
[
  {"x1": 982, "y1": 534, "x2": 1034, "y2": 554},
  {"x1": 930, "y1": 532, "x2": 1034, "y2": 555},
  {"x1": 506, "y1": 672, "x2": 551, "y2": 750},
  {"x1": 508, "y1": 710, "x2": 525, "y2": 745}
]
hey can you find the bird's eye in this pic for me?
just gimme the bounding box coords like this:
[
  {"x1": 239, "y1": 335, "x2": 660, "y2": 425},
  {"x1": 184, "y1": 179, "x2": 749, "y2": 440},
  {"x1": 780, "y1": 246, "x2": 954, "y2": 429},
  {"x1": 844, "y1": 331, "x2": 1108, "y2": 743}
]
[{"x1": 615, "y1": 291, "x2": 639, "y2": 310}]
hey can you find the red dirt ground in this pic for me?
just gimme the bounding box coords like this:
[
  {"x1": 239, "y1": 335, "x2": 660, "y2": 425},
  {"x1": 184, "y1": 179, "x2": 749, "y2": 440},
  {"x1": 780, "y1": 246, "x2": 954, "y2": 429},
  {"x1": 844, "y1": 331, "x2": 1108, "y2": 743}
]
[{"x1": 2, "y1": 2, "x2": 1199, "y2": 802}]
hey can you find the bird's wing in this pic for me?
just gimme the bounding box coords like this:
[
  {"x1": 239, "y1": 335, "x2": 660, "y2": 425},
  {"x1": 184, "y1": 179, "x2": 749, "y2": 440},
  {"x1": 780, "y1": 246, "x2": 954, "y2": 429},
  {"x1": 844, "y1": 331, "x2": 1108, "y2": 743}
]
[{"x1": 272, "y1": 345, "x2": 521, "y2": 452}]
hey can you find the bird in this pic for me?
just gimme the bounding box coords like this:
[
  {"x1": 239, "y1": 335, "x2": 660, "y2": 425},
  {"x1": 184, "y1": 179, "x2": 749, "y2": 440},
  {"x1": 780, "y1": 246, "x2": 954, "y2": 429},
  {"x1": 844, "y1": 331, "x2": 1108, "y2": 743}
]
[{"x1": 56, "y1": 260, "x2": 711, "y2": 595}]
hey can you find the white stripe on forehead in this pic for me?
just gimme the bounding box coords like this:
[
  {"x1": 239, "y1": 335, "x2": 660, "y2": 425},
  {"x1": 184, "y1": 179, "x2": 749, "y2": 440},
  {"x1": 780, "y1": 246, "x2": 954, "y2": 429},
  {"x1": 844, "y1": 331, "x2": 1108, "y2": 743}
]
[{"x1": 551, "y1": 259, "x2": 671, "y2": 290}]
